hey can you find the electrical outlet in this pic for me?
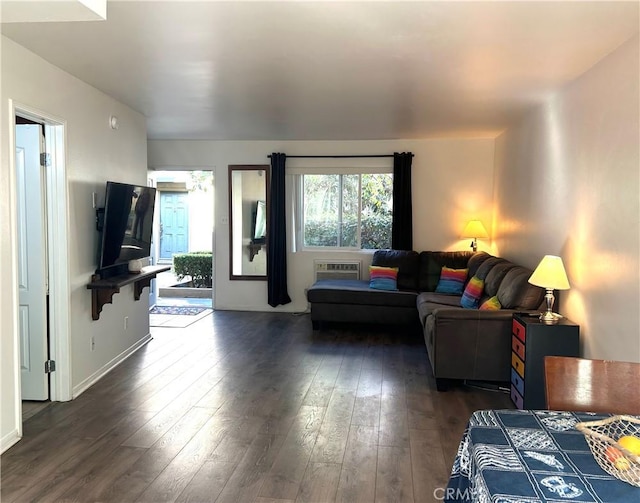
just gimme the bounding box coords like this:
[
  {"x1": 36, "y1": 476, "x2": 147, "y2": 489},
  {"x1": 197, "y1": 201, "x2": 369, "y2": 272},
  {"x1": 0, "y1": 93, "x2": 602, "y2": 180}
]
[
  {"x1": 124, "y1": 316, "x2": 129, "y2": 330},
  {"x1": 90, "y1": 336, "x2": 95, "y2": 351}
]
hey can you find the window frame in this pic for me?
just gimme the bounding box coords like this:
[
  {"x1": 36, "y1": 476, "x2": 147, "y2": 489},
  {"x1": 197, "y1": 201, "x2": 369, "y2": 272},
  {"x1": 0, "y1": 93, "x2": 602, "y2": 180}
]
[{"x1": 292, "y1": 166, "x2": 393, "y2": 252}]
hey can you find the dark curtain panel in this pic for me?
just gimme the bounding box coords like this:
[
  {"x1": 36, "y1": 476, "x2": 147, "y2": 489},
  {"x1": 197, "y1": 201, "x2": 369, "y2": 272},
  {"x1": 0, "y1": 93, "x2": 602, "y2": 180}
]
[
  {"x1": 392, "y1": 152, "x2": 414, "y2": 250},
  {"x1": 267, "y1": 153, "x2": 292, "y2": 307}
]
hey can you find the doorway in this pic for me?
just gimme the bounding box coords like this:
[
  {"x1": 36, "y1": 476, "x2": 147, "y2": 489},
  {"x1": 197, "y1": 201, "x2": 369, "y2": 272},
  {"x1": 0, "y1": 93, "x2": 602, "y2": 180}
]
[
  {"x1": 15, "y1": 119, "x2": 49, "y2": 403},
  {"x1": 148, "y1": 170, "x2": 214, "y2": 311},
  {"x1": 11, "y1": 102, "x2": 72, "y2": 431}
]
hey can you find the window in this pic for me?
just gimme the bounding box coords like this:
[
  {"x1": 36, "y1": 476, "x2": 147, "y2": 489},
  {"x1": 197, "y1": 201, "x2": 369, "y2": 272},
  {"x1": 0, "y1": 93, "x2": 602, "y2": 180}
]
[{"x1": 298, "y1": 171, "x2": 393, "y2": 249}]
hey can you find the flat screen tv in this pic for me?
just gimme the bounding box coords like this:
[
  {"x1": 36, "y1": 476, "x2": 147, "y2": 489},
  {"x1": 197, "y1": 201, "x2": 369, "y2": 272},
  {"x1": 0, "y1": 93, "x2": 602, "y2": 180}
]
[
  {"x1": 251, "y1": 200, "x2": 266, "y2": 244},
  {"x1": 97, "y1": 181, "x2": 156, "y2": 276}
]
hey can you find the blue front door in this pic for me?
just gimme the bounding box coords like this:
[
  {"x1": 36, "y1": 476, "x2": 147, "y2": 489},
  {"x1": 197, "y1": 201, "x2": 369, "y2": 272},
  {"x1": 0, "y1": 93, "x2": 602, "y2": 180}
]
[{"x1": 160, "y1": 192, "x2": 189, "y2": 260}]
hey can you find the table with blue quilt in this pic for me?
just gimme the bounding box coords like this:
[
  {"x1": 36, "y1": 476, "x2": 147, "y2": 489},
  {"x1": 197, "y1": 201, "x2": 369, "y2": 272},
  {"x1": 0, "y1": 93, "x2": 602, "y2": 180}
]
[{"x1": 445, "y1": 409, "x2": 640, "y2": 502}]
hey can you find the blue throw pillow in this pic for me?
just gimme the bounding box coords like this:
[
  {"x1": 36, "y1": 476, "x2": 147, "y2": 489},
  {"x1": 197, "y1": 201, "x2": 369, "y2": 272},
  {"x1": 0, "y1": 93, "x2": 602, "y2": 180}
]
[
  {"x1": 435, "y1": 267, "x2": 468, "y2": 295},
  {"x1": 369, "y1": 266, "x2": 398, "y2": 291},
  {"x1": 460, "y1": 276, "x2": 484, "y2": 309}
]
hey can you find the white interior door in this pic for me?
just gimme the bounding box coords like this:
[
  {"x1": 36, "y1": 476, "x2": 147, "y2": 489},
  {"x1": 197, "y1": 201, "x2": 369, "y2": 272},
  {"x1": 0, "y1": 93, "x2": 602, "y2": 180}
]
[{"x1": 16, "y1": 123, "x2": 49, "y2": 400}]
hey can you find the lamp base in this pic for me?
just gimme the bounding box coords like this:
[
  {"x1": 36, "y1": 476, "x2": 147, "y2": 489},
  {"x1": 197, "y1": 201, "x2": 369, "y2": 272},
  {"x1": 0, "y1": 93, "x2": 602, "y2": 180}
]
[
  {"x1": 539, "y1": 288, "x2": 562, "y2": 324},
  {"x1": 539, "y1": 311, "x2": 563, "y2": 324}
]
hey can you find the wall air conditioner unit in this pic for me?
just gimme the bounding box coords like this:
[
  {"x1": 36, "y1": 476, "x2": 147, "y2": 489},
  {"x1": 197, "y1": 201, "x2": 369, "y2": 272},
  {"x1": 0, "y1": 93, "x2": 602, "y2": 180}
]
[{"x1": 314, "y1": 260, "x2": 361, "y2": 282}]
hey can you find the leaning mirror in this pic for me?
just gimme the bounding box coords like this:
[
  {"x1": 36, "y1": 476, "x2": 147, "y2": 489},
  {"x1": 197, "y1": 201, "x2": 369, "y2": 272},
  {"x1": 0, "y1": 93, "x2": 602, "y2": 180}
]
[{"x1": 229, "y1": 165, "x2": 269, "y2": 280}]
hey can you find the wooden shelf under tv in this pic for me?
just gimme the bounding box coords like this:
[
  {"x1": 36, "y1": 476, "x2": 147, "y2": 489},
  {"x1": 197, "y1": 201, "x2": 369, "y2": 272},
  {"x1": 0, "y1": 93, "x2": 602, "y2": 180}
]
[
  {"x1": 248, "y1": 241, "x2": 262, "y2": 262},
  {"x1": 86, "y1": 265, "x2": 170, "y2": 320}
]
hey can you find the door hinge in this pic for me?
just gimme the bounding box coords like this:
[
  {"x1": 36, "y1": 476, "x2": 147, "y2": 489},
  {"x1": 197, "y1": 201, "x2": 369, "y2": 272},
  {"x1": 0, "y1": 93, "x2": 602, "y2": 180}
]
[
  {"x1": 45, "y1": 360, "x2": 56, "y2": 373},
  {"x1": 40, "y1": 152, "x2": 51, "y2": 167}
]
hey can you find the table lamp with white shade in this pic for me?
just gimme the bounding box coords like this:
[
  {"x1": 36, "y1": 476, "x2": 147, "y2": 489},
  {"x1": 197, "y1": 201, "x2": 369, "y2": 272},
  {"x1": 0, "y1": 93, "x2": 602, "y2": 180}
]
[
  {"x1": 528, "y1": 255, "x2": 570, "y2": 324},
  {"x1": 460, "y1": 220, "x2": 488, "y2": 252}
]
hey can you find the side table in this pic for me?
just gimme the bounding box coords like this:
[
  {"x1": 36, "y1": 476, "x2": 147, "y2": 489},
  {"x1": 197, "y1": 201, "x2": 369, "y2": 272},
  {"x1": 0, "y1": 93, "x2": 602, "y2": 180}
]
[{"x1": 510, "y1": 313, "x2": 580, "y2": 409}]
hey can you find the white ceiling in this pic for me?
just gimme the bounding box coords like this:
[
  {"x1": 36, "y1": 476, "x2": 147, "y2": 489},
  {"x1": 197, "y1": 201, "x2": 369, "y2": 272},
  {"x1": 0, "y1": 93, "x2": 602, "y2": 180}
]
[{"x1": 2, "y1": 1, "x2": 638, "y2": 141}]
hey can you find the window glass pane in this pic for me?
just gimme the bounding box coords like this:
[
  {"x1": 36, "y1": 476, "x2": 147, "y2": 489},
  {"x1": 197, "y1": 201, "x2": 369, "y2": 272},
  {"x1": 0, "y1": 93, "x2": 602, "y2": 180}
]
[
  {"x1": 361, "y1": 173, "x2": 393, "y2": 249},
  {"x1": 304, "y1": 174, "x2": 339, "y2": 246},
  {"x1": 341, "y1": 174, "x2": 359, "y2": 247},
  {"x1": 301, "y1": 172, "x2": 393, "y2": 249}
]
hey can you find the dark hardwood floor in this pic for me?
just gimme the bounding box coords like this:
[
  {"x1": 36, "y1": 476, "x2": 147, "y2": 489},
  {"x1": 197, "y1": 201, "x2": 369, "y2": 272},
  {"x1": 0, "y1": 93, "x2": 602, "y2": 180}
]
[{"x1": 1, "y1": 311, "x2": 512, "y2": 503}]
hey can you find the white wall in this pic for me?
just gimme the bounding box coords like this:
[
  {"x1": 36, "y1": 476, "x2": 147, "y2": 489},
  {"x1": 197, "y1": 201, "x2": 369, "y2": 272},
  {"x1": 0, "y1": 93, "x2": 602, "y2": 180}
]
[
  {"x1": 148, "y1": 138, "x2": 495, "y2": 312},
  {"x1": 1, "y1": 36, "x2": 149, "y2": 451},
  {"x1": 493, "y1": 36, "x2": 640, "y2": 362},
  {"x1": 188, "y1": 187, "x2": 214, "y2": 253}
]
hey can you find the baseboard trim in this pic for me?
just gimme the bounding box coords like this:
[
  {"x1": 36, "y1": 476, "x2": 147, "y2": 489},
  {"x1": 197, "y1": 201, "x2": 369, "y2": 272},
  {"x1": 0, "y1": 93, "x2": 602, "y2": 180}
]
[
  {"x1": 72, "y1": 334, "x2": 153, "y2": 399},
  {"x1": 1, "y1": 429, "x2": 21, "y2": 454},
  {"x1": 214, "y1": 305, "x2": 305, "y2": 313}
]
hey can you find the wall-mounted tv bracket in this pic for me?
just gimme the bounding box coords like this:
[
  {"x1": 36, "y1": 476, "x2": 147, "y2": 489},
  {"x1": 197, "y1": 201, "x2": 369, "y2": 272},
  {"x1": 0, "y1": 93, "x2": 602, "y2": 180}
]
[{"x1": 96, "y1": 207, "x2": 105, "y2": 232}]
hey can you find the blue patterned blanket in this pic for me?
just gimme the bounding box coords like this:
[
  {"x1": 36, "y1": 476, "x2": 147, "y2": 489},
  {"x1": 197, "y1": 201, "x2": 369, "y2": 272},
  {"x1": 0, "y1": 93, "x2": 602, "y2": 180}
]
[{"x1": 446, "y1": 410, "x2": 640, "y2": 502}]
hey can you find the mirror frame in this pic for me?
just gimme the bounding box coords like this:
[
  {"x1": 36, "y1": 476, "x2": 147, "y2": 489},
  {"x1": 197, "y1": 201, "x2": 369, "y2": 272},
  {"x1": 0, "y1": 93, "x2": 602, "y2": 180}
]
[{"x1": 228, "y1": 164, "x2": 270, "y2": 280}]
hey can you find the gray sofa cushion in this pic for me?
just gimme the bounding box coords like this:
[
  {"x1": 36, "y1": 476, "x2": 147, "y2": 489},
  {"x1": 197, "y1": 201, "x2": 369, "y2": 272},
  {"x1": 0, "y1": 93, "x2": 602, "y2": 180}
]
[
  {"x1": 307, "y1": 279, "x2": 418, "y2": 308},
  {"x1": 417, "y1": 292, "x2": 463, "y2": 308},
  {"x1": 497, "y1": 267, "x2": 545, "y2": 309},
  {"x1": 484, "y1": 261, "x2": 515, "y2": 297},
  {"x1": 466, "y1": 252, "x2": 493, "y2": 279},
  {"x1": 474, "y1": 256, "x2": 506, "y2": 280},
  {"x1": 416, "y1": 292, "x2": 463, "y2": 326},
  {"x1": 418, "y1": 251, "x2": 474, "y2": 291},
  {"x1": 372, "y1": 249, "x2": 420, "y2": 291}
]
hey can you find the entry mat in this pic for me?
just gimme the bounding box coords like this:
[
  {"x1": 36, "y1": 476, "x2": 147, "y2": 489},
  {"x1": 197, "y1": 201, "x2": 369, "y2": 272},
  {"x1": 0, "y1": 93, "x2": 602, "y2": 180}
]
[{"x1": 149, "y1": 306, "x2": 208, "y2": 316}]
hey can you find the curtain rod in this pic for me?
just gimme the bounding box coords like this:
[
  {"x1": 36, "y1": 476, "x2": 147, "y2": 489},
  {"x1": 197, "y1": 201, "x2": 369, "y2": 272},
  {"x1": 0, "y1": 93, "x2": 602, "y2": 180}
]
[{"x1": 267, "y1": 153, "x2": 413, "y2": 159}]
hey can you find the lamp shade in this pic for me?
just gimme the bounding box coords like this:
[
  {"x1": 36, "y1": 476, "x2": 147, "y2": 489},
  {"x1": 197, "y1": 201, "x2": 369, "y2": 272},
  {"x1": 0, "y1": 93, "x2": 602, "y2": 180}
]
[
  {"x1": 528, "y1": 255, "x2": 570, "y2": 290},
  {"x1": 461, "y1": 220, "x2": 488, "y2": 239}
]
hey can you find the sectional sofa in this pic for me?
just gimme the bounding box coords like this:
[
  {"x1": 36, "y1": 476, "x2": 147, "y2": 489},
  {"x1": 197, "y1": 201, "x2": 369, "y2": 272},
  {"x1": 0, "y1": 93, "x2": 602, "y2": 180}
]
[{"x1": 306, "y1": 250, "x2": 545, "y2": 389}]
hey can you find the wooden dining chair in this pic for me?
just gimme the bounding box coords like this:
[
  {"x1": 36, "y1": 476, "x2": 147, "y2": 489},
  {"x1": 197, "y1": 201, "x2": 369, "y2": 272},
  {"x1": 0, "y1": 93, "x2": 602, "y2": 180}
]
[{"x1": 544, "y1": 356, "x2": 640, "y2": 415}]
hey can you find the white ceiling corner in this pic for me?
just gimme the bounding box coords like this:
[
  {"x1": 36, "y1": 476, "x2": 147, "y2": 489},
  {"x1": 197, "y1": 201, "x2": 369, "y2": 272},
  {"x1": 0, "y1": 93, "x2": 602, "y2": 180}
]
[{"x1": 0, "y1": 0, "x2": 106, "y2": 23}]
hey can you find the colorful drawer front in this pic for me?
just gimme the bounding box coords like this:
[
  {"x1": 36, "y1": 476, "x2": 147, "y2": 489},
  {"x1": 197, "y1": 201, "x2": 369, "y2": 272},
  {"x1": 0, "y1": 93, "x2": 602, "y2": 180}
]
[
  {"x1": 511, "y1": 385, "x2": 524, "y2": 409},
  {"x1": 511, "y1": 367, "x2": 524, "y2": 396},
  {"x1": 512, "y1": 352, "x2": 525, "y2": 378},
  {"x1": 512, "y1": 335, "x2": 525, "y2": 361},
  {"x1": 512, "y1": 319, "x2": 526, "y2": 343}
]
